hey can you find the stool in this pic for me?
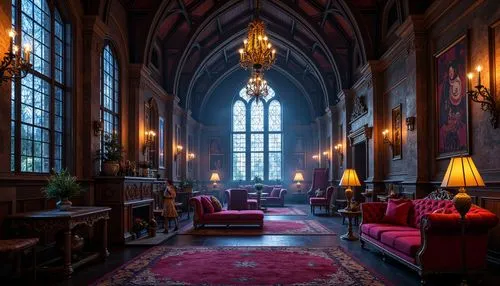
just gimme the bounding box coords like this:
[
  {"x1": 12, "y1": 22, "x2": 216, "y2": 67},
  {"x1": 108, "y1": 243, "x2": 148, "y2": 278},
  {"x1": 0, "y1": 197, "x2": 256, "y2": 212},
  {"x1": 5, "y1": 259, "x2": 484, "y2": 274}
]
[{"x1": 0, "y1": 238, "x2": 38, "y2": 281}]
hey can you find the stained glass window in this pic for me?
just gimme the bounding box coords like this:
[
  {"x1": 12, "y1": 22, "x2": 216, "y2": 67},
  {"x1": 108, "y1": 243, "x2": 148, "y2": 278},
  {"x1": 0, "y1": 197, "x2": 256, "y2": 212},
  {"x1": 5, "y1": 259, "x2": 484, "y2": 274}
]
[
  {"x1": 101, "y1": 44, "x2": 120, "y2": 137},
  {"x1": 231, "y1": 87, "x2": 282, "y2": 181},
  {"x1": 11, "y1": 0, "x2": 68, "y2": 173}
]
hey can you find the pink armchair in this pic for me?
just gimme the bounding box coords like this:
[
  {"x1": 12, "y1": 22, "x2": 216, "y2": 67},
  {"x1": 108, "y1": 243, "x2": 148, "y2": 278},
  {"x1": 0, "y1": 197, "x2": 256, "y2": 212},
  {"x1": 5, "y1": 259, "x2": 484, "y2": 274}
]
[
  {"x1": 309, "y1": 186, "x2": 334, "y2": 215},
  {"x1": 307, "y1": 168, "x2": 329, "y2": 198},
  {"x1": 264, "y1": 188, "x2": 287, "y2": 207},
  {"x1": 224, "y1": 189, "x2": 258, "y2": 210}
]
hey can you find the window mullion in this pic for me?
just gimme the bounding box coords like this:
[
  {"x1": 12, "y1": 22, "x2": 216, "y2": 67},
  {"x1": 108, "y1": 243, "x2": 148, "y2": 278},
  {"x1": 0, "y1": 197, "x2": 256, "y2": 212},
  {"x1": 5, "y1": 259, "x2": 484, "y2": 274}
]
[
  {"x1": 50, "y1": 4, "x2": 56, "y2": 172},
  {"x1": 14, "y1": 0, "x2": 22, "y2": 173}
]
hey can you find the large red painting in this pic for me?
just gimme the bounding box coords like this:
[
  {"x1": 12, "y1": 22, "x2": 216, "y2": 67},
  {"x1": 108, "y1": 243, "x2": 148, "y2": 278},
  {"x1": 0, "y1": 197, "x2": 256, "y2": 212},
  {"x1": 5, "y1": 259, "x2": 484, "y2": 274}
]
[{"x1": 436, "y1": 35, "x2": 469, "y2": 159}]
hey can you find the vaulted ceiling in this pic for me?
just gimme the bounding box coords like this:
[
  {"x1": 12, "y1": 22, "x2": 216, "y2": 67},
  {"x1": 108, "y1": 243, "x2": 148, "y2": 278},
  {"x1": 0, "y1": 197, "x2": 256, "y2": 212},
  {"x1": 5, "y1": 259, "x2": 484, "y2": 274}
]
[{"x1": 121, "y1": 0, "x2": 384, "y2": 120}]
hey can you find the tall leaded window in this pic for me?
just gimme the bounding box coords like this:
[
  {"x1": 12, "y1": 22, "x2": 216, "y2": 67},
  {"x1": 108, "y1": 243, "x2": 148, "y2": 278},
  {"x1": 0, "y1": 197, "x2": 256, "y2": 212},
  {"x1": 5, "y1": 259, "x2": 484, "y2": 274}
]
[
  {"x1": 231, "y1": 87, "x2": 282, "y2": 181},
  {"x1": 100, "y1": 45, "x2": 120, "y2": 137},
  {"x1": 11, "y1": 0, "x2": 69, "y2": 173}
]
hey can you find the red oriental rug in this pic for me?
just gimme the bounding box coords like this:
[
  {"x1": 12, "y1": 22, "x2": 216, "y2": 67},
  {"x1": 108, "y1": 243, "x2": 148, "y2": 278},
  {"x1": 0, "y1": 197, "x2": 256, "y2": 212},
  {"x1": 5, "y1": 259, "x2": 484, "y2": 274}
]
[
  {"x1": 264, "y1": 207, "x2": 307, "y2": 216},
  {"x1": 179, "y1": 220, "x2": 335, "y2": 236},
  {"x1": 93, "y1": 246, "x2": 388, "y2": 286}
]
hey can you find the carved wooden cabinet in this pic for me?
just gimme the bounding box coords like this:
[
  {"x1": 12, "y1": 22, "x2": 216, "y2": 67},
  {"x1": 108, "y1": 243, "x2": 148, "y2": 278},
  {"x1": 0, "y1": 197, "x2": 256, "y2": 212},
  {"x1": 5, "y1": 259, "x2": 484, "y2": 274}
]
[{"x1": 94, "y1": 177, "x2": 155, "y2": 243}]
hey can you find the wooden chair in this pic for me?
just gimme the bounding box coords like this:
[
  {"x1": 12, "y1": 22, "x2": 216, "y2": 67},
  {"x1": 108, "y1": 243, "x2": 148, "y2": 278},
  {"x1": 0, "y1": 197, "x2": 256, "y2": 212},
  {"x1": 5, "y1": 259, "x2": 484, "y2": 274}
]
[
  {"x1": 0, "y1": 238, "x2": 38, "y2": 281},
  {"x1": 306, "y1": 168, "x2": 329, "y2": 198}
]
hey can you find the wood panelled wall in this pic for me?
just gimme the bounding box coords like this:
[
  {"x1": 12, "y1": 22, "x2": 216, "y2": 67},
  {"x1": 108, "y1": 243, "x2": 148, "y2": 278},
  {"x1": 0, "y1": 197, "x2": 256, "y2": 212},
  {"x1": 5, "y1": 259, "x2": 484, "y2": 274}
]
[{"x1": 324, "y1": 0, "x2": 500, "y2": 263}]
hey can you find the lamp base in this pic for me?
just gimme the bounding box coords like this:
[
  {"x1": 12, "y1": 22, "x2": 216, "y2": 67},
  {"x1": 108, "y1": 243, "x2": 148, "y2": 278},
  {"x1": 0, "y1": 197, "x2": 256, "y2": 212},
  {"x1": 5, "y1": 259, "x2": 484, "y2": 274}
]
[
  {"x1": 344, "y1": 187, "x2": 353, "y2": 210},
  {"x1": 453, "y1": 187, "x2": 472, "y2": 218}
]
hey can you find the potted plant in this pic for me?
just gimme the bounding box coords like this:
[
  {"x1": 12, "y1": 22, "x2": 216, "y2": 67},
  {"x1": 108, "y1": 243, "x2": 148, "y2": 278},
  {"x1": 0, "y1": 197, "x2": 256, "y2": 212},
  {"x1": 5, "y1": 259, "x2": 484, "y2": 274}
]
[
  {"x1": 179, "y1": 178, "x2": 196, "y2": 193},
  {"x1": 42, "y1": 169, "x2": 84, "y2": 211},
  {"x1": 98, "y1": 133, "x2": 124, "y2": 176},
  {"x1": 253, "y1": 176, "x2": 264, "y2": 192}
]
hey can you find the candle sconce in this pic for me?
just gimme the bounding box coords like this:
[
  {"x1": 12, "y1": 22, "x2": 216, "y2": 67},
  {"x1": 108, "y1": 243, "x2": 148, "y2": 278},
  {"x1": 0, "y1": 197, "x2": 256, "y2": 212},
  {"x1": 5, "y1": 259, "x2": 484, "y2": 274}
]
[
  {"x1": 187, "y1": 152, "x2": 196, "y2": 160},
  {"x1": 174, "y1": 145, "x2": 183, "y2": 161},
  {"x1": 382, "y1": 129, "x2": 393, "y2": 150},
  {"x1": 467, "y1": 66, "x2": 498, "y2": 128},
  {"x1": 0, "y1": 29, "x2": 32, "y2": 84},
  {"x1": 334, "y1": 144, "x2": 344, "y2": 165},
  {"x1": 143, "y1": 130, "x2": 156, "y2": 156}
]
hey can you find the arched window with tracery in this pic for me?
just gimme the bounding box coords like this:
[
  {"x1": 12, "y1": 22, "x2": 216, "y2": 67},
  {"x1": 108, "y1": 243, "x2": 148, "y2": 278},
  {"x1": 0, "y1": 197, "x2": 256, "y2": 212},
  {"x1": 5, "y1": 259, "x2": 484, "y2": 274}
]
[
  {"x1": 231, "y1": 87, "x2": 282, "y2": 181},
  {"x1": 11, "y1": 0, "x2": 70, "y2": 173}
]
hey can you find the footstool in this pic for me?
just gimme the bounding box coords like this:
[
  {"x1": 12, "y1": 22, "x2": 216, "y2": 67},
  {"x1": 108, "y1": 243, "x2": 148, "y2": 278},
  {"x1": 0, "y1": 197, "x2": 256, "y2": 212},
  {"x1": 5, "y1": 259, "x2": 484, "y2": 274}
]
[{"x1": 0, "y1": 238, "x2": 38, "y2": 280}]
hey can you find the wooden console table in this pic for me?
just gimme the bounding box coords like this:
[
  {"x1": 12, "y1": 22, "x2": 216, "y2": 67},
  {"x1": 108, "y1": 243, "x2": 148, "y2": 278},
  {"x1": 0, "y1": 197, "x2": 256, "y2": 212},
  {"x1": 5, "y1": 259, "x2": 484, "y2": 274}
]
[{"x1": 7, "y1": 206, "x2": 110, "y2": 279}]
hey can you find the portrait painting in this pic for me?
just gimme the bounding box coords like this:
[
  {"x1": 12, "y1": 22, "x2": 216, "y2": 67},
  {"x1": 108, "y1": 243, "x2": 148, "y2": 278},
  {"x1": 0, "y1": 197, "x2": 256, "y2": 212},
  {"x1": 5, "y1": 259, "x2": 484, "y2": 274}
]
[
  {"x1": 209, "y1": 137, "x2": 223, "y2": 155},
  {"x1": 210, "y1": 154, "x2": 224, "y2": 171},
  {"x1": 435, "y1": 35, "x2": 469, "y2": 159},
  {"x1": 293, "y1": 153, "x2": 305, "y2": 170},
  {"x1": 392, "y1": 104, "x2": 402, "y2": 160}
]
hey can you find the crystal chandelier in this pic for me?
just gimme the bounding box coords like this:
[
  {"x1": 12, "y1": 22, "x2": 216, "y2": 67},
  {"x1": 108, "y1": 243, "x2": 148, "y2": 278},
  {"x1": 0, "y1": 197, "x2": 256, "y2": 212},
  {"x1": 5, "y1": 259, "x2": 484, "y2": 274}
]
[
  {"x1": 0, "y1": 29, "x2": 31, "y2": 85},
  {"x1": 246, "y1": 70, "x2": 269, "y2": 102},
  {"x1": 238, "y1": 0, "x2": 276, "y2": 71}
]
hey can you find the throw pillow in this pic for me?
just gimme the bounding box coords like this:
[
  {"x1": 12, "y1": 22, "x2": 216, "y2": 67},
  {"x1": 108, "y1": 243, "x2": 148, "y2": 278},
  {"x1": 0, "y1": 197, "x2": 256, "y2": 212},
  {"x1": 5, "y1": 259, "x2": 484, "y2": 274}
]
[
  {"x1": 210, "y1": 196, "x2": 223, "y2": 212},
  {"x1": 201, "y1": 196, "x2": 215, "y2": 213},
  {"x1": 315, "y1": 189, "x2": 325, "y2": 197},
  {"x1": 381, "y1": 199, "x2": 412, "y2": 225}
]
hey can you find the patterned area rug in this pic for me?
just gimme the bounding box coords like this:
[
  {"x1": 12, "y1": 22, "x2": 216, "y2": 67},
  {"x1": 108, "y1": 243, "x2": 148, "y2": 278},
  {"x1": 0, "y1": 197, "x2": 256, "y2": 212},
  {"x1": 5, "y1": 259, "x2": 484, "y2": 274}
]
[
  {"x1": 264, "y1": 207, "x2": 307, "y2": 216},
  {"x1": 179, "y1": 220, "x2": 335, "y2": 235},
  {"x1": 93, "y1": 246, "x2": 388, "y2": 286}
]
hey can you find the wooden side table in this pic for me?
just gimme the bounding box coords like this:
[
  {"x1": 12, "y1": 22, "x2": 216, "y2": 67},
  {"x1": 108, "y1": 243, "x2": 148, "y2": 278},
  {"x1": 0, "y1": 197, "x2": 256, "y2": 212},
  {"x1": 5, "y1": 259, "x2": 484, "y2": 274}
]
[{"x1": 338, "y1": 209, "x2": 361, "y2": 241}]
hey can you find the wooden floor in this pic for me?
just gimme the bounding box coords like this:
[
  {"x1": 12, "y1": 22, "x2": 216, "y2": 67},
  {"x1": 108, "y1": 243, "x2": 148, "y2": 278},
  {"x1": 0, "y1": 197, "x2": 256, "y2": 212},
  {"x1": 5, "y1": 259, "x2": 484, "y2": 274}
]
[{"x1": 16, "y1": 204, "x2": 500, "y2": 286}]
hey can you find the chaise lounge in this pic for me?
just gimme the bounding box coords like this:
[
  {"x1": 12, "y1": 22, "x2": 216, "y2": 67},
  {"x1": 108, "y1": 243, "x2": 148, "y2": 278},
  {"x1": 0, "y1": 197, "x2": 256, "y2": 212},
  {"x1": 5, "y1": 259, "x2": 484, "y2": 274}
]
[{"x1": 190, "y1": 195, "x2": 264, "y2": 229}]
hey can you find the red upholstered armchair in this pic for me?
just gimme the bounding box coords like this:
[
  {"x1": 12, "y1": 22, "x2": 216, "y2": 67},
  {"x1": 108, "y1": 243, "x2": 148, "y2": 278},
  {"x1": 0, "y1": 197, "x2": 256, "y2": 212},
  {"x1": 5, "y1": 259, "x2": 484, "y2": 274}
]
[
  {"x1": 265, "y1": 188, "x2": 287, "y2": 207},
  {"x1": 360, "y1": 197, "x2": 498, "y2": 282},
  {"x1": 309, "y1": 186, "x2": 334, "y2": 215},
  {"x1": 224, "y1": 189, "x2": 258, "y2": 210},
  {"x1": 307, "y1": 168, "x2": 329, "y2": 198}
]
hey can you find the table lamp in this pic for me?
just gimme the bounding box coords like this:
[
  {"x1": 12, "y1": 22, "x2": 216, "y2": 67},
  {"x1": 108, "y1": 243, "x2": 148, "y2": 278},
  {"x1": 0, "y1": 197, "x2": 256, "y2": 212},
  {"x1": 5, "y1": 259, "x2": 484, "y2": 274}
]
[
  {"x1": 339, "y1": 169, "x2": 361, "y2": 210},
  {"x1": 293, "y1": 172, "x2": 305, "y2": 192},
  {"x1": 210, "y1": 172, "x2": 220, "y2": 189},
  {"x1": 441, "y1": 156, "x2": 485, "y2": 286}
]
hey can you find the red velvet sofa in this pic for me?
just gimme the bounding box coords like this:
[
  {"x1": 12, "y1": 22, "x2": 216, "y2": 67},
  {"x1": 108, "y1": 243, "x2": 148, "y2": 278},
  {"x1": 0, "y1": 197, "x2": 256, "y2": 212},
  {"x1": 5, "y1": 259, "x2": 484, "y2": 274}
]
[
  {"x1": 360, "y1": 198, "x2": 498, "y2": 282},
  {"x1": 190, "y1": 196, "x2": 264, "y2": 229}
]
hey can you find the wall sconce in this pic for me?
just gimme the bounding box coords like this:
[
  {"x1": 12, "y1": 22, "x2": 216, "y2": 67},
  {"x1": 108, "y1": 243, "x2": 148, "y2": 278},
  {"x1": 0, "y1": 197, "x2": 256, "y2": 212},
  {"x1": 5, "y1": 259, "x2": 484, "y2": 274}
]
[
  {"x1": 93, "y1": 120, "x2": 103, "y2": 136},
  {"x1": 143, "y1": 130, "x2": 156, "y2": 156},
  {"x1": 312, "y1": 154, "x2": 320, "y2": 160},
  {"x1": 467, "y1": 66, "x2": 498, "y2": 128},
  {"x1": 174, "y1": 145, "x2": 183, "y2": 160},
  {"x1": 293, "y1": 172, "x2": 305, "y2": 192},
  {"x1": 322, "y1": 151, "x2": 330, "y2": 159},
  {"x1": 0, "y1": 29, "x2": 32, "y2": 85},
  {"x1": 187, "y1": 152, "x2": 196, "y2": 160},
  {"x1": 334, "y1": 143, "x2": 344, "y2": 165},
  {"x1": 405, "y1": 116, "x2": 415, "y2": 131},
  {"x1": 382, "y1": 129, "x2": 393, "y2": 150}
]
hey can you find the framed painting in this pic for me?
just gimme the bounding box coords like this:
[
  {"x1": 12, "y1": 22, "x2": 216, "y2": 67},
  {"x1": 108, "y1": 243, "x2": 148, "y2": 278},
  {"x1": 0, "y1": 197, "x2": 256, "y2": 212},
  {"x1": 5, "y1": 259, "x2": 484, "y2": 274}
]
[
  {"x1": 435, "y1": 34, "x2": 470, "y2": 159},
  {"x1": 209, "y1": 137, "x2": 223, "y2": 155},
  {"x1": 293, "y1": 153, "x2": 305, "y2": 170},
  {"x1": 392, "y1": 104, "x2": 402, "y2": 160},
  {"x1": 210, "y1": 154, "x2": 224, "y2": 171}
]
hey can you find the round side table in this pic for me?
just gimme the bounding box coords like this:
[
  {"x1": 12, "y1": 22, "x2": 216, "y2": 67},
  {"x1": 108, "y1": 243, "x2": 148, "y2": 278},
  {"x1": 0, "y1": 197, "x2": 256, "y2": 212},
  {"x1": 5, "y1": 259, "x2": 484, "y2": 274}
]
[{"x1": 338, "y1": 209, "x2": 361, "y2": 241}]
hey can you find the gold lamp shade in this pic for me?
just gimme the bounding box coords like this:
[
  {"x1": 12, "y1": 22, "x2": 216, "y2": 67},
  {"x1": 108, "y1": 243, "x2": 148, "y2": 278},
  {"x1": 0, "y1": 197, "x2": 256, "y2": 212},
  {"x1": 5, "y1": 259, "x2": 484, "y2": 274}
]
[
  {"x1": 339, "y1": 169, "x2": 361, "y2": 187},
  {"x1": 293, "y1": 172, "x2": 304, "y2": 182},
  {"x1": 210, "y1": 172, "x2": 221, "y2": 182},
  {"x1": 441, "y1": 156, "x2": 485, "y2": 188}
]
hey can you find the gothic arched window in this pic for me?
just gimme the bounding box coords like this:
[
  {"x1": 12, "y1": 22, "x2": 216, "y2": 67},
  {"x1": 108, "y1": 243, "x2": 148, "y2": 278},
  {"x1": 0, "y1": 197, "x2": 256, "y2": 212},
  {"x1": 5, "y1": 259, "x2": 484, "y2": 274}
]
[{"x1": 231, "y1": 87, "x2": 282, "y2": 181}]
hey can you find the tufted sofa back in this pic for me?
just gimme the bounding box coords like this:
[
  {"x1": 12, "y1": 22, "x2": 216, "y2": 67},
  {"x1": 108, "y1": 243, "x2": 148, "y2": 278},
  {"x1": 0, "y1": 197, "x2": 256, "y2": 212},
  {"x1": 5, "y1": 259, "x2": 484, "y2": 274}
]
[{"x1": 409, "y1": 199, "x2": 456, "y2": 228}]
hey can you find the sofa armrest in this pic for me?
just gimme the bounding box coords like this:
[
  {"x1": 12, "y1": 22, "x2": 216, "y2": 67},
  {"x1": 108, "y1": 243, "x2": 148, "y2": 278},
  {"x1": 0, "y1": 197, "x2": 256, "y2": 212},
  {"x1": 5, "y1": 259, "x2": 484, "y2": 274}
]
[
  {"x1": 422, "y1": 211, "x2": 499, "y2": 233},
  {"x1": 360, "y1": 202, "x2": 387, "y2": 223},
  {"x1": 279, "y1": 189, "x2": 287, "y2": 199},
  {"x1": 189, "y1": 197, "x2": 204, "y2": 222}
]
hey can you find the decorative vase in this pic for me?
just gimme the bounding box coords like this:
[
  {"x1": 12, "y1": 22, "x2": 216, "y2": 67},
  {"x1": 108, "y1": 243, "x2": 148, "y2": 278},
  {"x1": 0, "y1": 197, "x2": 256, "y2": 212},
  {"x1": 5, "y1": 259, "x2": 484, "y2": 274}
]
[
  {"x1": 57, "y1": 198, "x2": 72, "y2": 211},
  {"x1": 148, "y1": 227, "x2": 156, "y2": 237},
  {"x1": 102, "y1": 161, "x2": 120, "y2": 176}
]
